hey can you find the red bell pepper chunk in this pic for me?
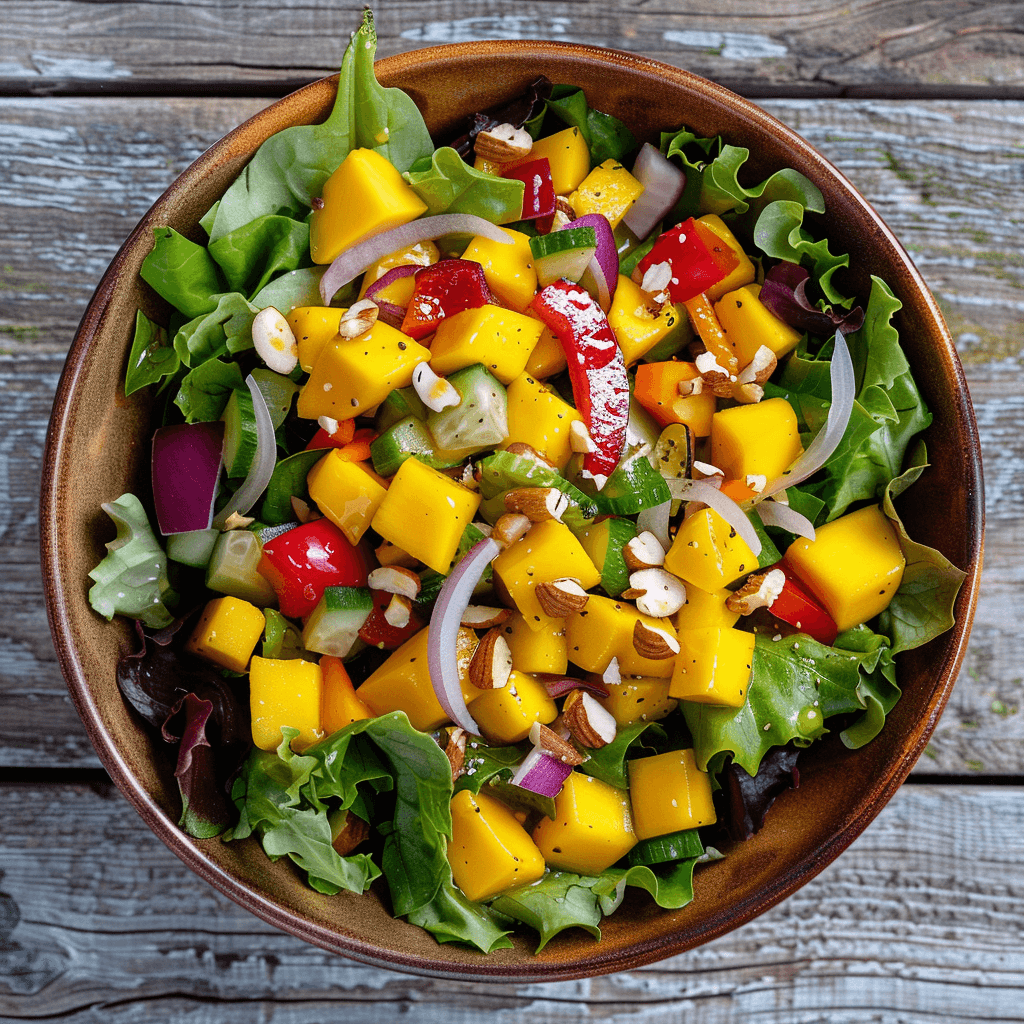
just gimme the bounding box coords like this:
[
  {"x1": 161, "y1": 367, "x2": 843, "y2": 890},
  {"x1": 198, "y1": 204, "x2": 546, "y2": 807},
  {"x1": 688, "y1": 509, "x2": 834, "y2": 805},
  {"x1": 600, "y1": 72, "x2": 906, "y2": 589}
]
[
  {"x1": 358, "y1": 588, "x2": 425, "y2": 650},
  {"x1": 635, "y1": 218, "x2": 733, "y2": 303},
  {"x1": 258, "y1": 519, "x2": 371, "y2": 620},
  {"x1": 502, "y1": 157, "x2": 556, "y2": 225},
  {"x1": 770, "y1": 562, "x2": 839, "y2": 647},
  {"x1": 530, "y1": 280, "x2": 629, "y2": 486},
  {"x1": 399, "y1": 258, "x2": 492, "y2": 339},
  {"x1": 304, "y1": 419, "x2": 357, "y2": 451}
]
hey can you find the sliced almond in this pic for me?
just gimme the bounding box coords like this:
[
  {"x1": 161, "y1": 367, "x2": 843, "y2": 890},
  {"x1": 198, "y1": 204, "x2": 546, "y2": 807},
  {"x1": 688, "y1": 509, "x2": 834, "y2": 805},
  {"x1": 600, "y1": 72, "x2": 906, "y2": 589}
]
[
  {"x1": 623, "y1": 531, "x2": 666, "y2": 572},
  {"x1": 505, "y1": 441, "x2": 557, "y2": 468},
  {"x1": 469, "y1": 628, "x2": 513, "y2": 690},
  {"x1": 290, "y1": 495, "x2": 321, "y2": 523},
  {"x1": 736, "y1": 345, "x2": 778, "y2": 386},
  {"x1": 411, "y1": 360, "x2": 461, "y2": 413},
  {"x1": 460, "y1": 605, "x2": 512, "y2": 629},
  {"x1": 444, "y1": 728, "x2": 468, "y2": 782},
  {"x1": 492, "y1": 512, "x2": 532, "y2": 550},
  {"x1": 367, "y1": 565, "x2": 421, "y2": 600},
  {"x1": 383, "y1": 593, "x2": 412, "y2": 629},
  {"x1": 330, "y1": 811, "x2": 371, "y2": 856},
  {"x1": 692, "y1": 461, "x2": 724, "y2": 484},
  {"x1": 535, "y1": 578, "x2": 589, "y2": 618},
  {"x1": 336, "y1": 298, "x2": 378, "y2": 340},
  {"x1": 633, "y1": 619, "x2": 680, "y2": 660},
  {"x1": 601, "y1": 657, "x2": 622, "y2": 687},
  {"x1": 733, "y1": 381, "x2": 765, "y2": 404},
  {"x1": 504, "y1": 486, "x2": 569, "y2": 523},
  {"x1": 562, "y1": 690, "x2": 618, "y2": 749},
  {"x1": 677, "y1": 376, "x2": 704, "y2": 398},
  {"x1": 746, "y1": 474, "x2": 768, "y2": 495},
  {"x1": 474, "y1": 122, "x2": 533, "y2": 163},
  {"x1": 630, "y1": 568, "x2": 687, "y2": 618},
  {"x1": 569, "y1": 419, "x2": 598, "y2": 454},
  {"x1": 528, "y1": 720, "x2": 586, "y2": 765},
  {"x1": 375, "y1": 539, "x2": 420, "y2": 568},
  {"x1": 252, "y1": 306, "x2": 298, "y2": 374},
  {"x1": 726, "y1": 568, "x2": 787, "y2": 615}
]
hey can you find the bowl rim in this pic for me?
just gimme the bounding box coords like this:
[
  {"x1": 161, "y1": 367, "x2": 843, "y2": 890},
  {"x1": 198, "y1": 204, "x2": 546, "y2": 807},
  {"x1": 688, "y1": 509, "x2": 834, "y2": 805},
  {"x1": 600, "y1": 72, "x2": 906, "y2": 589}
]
[{"x1": 40, "y1": 38, "x2": 985, "y2": 982}]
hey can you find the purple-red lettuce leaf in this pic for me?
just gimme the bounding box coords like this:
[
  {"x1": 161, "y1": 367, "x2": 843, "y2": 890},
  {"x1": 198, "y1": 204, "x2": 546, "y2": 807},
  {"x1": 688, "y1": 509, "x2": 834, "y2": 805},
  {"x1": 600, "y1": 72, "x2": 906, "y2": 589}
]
[
  {"x1": 760, "y1": 261, "x2": 864, "y2": 336},
  {"x1": 448, "y1": 75, "x2": 552, "y2": 159},
  {"x1": 718, "y1": 747, "x2": 800, "y2": 842}
]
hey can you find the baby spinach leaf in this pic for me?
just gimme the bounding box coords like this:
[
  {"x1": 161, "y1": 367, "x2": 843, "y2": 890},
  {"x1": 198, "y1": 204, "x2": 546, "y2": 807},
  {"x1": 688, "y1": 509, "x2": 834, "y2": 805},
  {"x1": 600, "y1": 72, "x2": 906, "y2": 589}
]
[
  {"x1": 544, "y1": 85, "x2": 636, "y2": 166},
  {"x1": 250, "y1": 266, "x2": 330, "y2": 313},
  {"x1": 88, "y1": 493, "x2": 178, "y2": 629},
  {"x1": 489, "y1": 871, "x2": 604, "y2": 952},
  {"x1": 207, "y1": 214, "x2": 311, "y2": 296},
  {"x1": 172, "y1": 293, "x2": 259, "y2": 368},
  {"x1": 140, "y1": 227, "x2": 226, "y2": 318},
  {"x1": 455, "y1": 742, "x2": 524, "y2": 794},
  {"x1": 125, "y1": 310, "x2": 179, "y2": 396},
  {"x1": 578, "y1": 721, "x2": 664, "y2": 789},
  {"x1": 404, "y1": 146, "x2": 525, "y2": 222},
  {"x1": 173, "y1": 358, "x2": 246, "y2": 423}
]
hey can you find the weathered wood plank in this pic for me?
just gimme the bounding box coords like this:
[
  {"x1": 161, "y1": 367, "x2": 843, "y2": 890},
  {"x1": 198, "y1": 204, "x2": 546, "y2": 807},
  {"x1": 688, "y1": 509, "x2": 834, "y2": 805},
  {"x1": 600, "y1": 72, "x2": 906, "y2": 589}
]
[
  {"x1": 1, "y1": 95, "x2": 1020, "y2": 770},
  {"x1": 2, "y1": 1, "x2": 1023, "y2": 96},
  {"x1": 0, "y1": 783, "x2": 1021, "y2": 1020}
]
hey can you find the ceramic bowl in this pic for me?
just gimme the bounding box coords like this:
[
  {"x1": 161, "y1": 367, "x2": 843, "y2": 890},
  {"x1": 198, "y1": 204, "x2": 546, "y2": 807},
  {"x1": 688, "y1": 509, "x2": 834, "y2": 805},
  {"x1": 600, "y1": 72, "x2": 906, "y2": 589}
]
[{"x1": 40, "y1": 41, "x2": 984, "y2": 981}]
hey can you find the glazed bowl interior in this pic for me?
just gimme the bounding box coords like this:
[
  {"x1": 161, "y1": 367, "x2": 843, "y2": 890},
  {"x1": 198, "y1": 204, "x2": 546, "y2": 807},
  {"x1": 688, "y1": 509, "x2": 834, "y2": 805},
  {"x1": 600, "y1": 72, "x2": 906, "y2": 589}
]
[{"x1": 41, "y1": 41, "x2": 984, "y2": 981}]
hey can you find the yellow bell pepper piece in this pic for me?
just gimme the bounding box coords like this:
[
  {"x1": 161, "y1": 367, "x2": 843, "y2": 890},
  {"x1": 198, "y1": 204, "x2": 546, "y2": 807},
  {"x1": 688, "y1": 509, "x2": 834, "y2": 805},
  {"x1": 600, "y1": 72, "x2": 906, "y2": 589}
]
[
  {"x1": 470, "y1": 669, "x2": 557, "y2": 744},
  {"x1": 429, "y1": 304, "x2": 545, "y2": 384},
  {"x1": 249, "y1": 656, "x2": 323, "y2": 751},
  {"x1": 569, "y1": 159, "x2": 645, "y2": 229},
  {"x1": 499, "y1": 372, "x2": 582, "y2": 469},
  {"x1": 306, "y1": 452, "x2": 388, "y2": 545},
  {"x1": 460, "y1": 229, "x2": 537, "y2": 311},
  {"x1": 320, "y1": 655, "x2": 375, "y2": 733},
  {"x1": 670, "y1": 626, "x2": 755, "y2": 707},
  {"x1": 186, "y1": 596, "x2": 266, "y2": 674},
  {"x1": 627, "y1": 749, "x2": 716, "y2": 839},
  {"x1": 664, "y1": 507, "x2": 758, "y2": 593},
  {"x1": 710, "y1": 397, "x2": 803, "y2": 484}
]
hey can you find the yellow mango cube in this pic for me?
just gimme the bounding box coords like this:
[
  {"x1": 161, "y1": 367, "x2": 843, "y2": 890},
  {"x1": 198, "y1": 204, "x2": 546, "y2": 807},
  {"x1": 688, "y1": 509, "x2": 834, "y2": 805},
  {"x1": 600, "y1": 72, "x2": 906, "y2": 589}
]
[
  {"x1": 370, "y1": 458, "x2": 481, "y2": 573},
  {"x1": 664, "y1": 508, "x2": 759, "y2": 592},
  {"x1": 320, "y1": 656, "x2": 374, "y2": 734},
  {"x1": 429, "y1": 305, "x2": 545, "y2": 384},
  {"x1": 297, "y1": 322, "x2": 430, "y2": 421},
  {"x1": 448, "y1": 789, "x2": 546, "y2": 902},
  {"x1": 715, "y1": 283, "x2": 802, "y2": 366},
  {"x1": 500, "y1": 611, "x2": 568, "y2": 675},
  {"x1": 564, "y1": 594, "x2": 679, "y2": 678},
  {"x1": 784, "y1": 503, "x2": 906, "y2": 632},
  {"x1": 287, "y1": 306, "x2": 344, "y2": 373},
  {"x1": 674, "y1": 585, "x2": 741, "y2": 631},
  {"x1": 598, "y1": 677, "x2": 678, "y2": 726},
  {"x1": 499, "y1": 373, "x2": 582, "y2": 469},
  {"x1": 608, "y1": 275, "x2": 685, "y2": 366},
  {"x1": 627, "y1": 749, "x2": 716, "y2": 840},
  {"x1": 460, "y1": 230, "x2": 537, "y2": 311},
  {"x1": 532, "y1": 772, "x2": 637, "y2": 874},
  {"x1": 306, "y1": 452, "x2": 388, "y2": 545},
  {"x1": 357, "y1": 240, "x2": 439, "y2": 305},
  {"x1": 470, "y1": 670, "x2": 557, "y2": 744},
  {"x1": 310, "y1": 148, "x2": 428, "y2": 265},
  {"x1": 249, "y1": 656, "x2": 323, "y2": 751},
  {"x1": 187, "y1": 596, "x2": 266, "y2": 674},
  {"x1": 530, "y1": 127, "x2": 592, "y2": 194},
  {"x1": 697, "y1": 215, "x2": 757, "y2": 301},
  {"x1": 492, "y1": 520, "x2": 600, "y2": 630},
  {"x1": 569, "y1": 159, "x2": 645, "y2": 229},
  {"x1": 671, "y1": 626, "x2": 755, "y2": 707},
  {"x1": 525, "y1": 326, "x2": 568, "y2": 379},
  {"x1": 711, "y1": 397, "x2": 803, "y2": 485}
]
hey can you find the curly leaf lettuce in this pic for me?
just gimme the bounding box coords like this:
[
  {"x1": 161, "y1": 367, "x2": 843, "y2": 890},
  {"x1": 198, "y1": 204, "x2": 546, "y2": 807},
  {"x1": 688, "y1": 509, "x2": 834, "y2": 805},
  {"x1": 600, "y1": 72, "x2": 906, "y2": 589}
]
[
  {"x1": 88, "y1": 493, "x2": 177, "y2": 629},
  {"x1": 490, "y1": 871, "x2": 604, "y2": 952}
]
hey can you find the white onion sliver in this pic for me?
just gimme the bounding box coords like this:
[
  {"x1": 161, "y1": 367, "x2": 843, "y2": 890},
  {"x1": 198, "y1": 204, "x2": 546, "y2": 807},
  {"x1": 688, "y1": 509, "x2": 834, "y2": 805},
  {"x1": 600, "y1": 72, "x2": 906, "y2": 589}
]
[
  {"x1": 761, "y1": 329, "x2": 856, "y2": 498},
  {"x1": 622, "y1": 143, "x2": 687, "y2": 240},
  {"x1": 427, "y1": 537, "x2": 500, "y2": 734},
  {"x1": 320, "y1": 214, "x2": 513, "y2": 304},
  {"x1": 511, "y1": 747, "x2": 574, "y2": 798},
  {"x1": 211, "y1": 375, "x2": 276, "y2": 530},
  {"x1": 754, "y1": 500, "x2": 816, "y2": 542},
  {"x1": 667, "y1": 478, "x2": 762, "y2": 555},
  {"x1": 636, "y1": 499, "x2": 672, "y2": 552}
]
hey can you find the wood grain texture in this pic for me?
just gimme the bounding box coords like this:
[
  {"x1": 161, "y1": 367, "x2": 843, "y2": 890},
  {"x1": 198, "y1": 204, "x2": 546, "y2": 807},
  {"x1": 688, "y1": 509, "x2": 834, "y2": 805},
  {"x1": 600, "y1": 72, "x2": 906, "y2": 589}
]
[
  {"x1": 2, "y1": 1, "x2": 1024, "y2": 96},
  {"x1": 0, "y1": 782, "x2": 1021, "y2": 1020}
]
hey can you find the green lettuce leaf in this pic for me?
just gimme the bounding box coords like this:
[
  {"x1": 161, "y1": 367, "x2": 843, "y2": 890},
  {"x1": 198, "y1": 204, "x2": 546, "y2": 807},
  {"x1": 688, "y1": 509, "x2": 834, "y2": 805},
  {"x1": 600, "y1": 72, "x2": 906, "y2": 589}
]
[
  {"x1": 455, "y1": 742, "x2": 524, "y2": 794},
  {"x1": 250, "y1": 266, "x2": 331, "y2": 312},
  {"x1": 833, "y1": 626, "x2": 900, "y2": 748},
  {"x1": 578, "y1": 721, "x2": 664, "y2": 789},
  {"x1": 88, "y1": 493, "x2": 177, "y2": 629},
  {"x1": 140, "y1": 227, "x2": 225, "y2": 318},
  {"x1": 173, "y1": 358, "x2": 246, "y2": 423},
  {"x1": 172, "y1": 293, "x2": 259, "y2": 368},
  {"x1": 206, "y1": 10, "x2": 432, "y2": 244},
  {"x1": 404, "y1": 147, "x2": 525, "y2": 222},
  {"x1": 125, "y1": 310, "x2": 179, "y2": 397},
  {"x1": 489, "y1": 871, "x2": 604, "y2": 952},
  {"x1": 407, "y1": 876, "x2": 514, "y2": 953},
  {"x1": 592, "y1": 858, "x2": 698, "y2": 911},
  {"x1": 207, "y1": 213, "x2": 312, "y2": 296}
]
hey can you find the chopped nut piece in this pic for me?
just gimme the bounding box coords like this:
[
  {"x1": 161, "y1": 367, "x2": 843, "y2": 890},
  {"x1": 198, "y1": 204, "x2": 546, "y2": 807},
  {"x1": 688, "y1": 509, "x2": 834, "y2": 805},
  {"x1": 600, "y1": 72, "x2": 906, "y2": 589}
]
[
  {"x1": 623, "y1": 531, "x2": 666, "y2": 572},
  {"x1": 733, "y1": 382, "x2": 765, "y2": 404},
  {"x1": 562, "y1": 690, "x2": 618, "y2": 748},
  {"x1": 736, "y1": 345, "x2": 778, "y2": 386},
  {"x1": 629, "y1": 568, "x2": 687, "y2": 618},
  {"x1": 469, "y1": 627, "x2": 513, "y2": 690},
  {"x1": 221, "y1": 511, "x2": 255, "y2": 531},
  {"x1": 460, "y1": 605, "x2": 513, "y2": 629},
  {"x1": 336, "y1": 298, "x2": 379, "y2": 339},
  {"x1": 746, "y1": 474, "x2": 767, "y2": 494},
  {"x1": 492, "y1": 513, "x2": 532, "y2": 550},
  {"x1": 529, "y1": 720, "x2": 586, "y2": 765},
  {"x1": 620, "y1": 587, "x2": 647, "y2": 600},
  {"x1": 383, "y1": 593, "x2": 413, "y2": 629},
  {"x1": 535, "y1": 578, "x2": 589, "y2": 617},
  {"x1": 632, "y1": 619, "x2": 681, "y2": 660},
  {"x1": 368, "y1": 565, "x2": 421, "y2": 599},
  {"x1": 290, "y1": 495, "x2": 321, "y2": 523},
  {"x1": 640, "y1": 261, "x2": 673, "y2": 305},
  {"x1": 726, "y1": 568, "x2": 787, "y2": 615},
  {"x1": 411, "y1": 360, "x2": 461, "y2": 413},
  {"x1": 444, "y1": 727, "x2": 468, "y2": 781},
  {"x1": 601, "y1": 657, "x2": 622, "y2": 687},
  {"x1": 474, "y1": 122, "x2": 533, "y2": 163},
  {"x1": 252, "y1": 306, "x2": 298, "y2": 374},
  {"x1": 318, "y1": 415, "x2": 340, "y2": 435},
  {"x1": 677, "y1": 376, "x2": 704, "y2": 398},
  {"x1": 695, "y1": 350, "x2": 736, "y2": 397},
  {"x1": 503, "y1": 486, "x2": 570, "y2": 523},
  {"x1": 569, "y1": 419, "x2": 598, "y2": 454},
  {"x1": 692, "y1": 461, "x2": 724, "y2": 483},
  {"x1": 331, "y1": 811, "x2": 371, "y2": 856}
]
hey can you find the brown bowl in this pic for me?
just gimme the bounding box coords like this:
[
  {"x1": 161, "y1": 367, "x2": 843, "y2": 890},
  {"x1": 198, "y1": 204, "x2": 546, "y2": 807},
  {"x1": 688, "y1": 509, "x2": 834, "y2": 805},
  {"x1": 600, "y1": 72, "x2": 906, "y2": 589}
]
[{"x1": 40, "y1": 41, "x2": 984, "y2": 981}]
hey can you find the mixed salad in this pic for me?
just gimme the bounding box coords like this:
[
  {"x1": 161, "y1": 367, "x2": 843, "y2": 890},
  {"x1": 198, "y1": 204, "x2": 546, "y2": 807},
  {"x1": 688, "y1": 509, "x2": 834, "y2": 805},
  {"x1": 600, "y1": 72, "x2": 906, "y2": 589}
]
[{"x1": 91, "y1": 11, "x2": 966, "y2": 953}]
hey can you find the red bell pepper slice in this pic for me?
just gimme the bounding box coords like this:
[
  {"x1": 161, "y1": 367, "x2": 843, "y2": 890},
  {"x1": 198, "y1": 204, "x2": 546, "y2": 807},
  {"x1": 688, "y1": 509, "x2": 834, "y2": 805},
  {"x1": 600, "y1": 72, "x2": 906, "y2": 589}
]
[
  {"x1": 770, "y1": 562, "x2": 839, "y2": 647},
  {"x1": 399, "y1": 258, "x2": 492, "y2": 340},
  {"x1": 258, "y1": 519, "x2": 371, "y2": 620},
  {"x1": 358, "y1": 588, "x2": 425, "y2": 650},
  {"x1": 502, "y1": 157, "x2": 556, "y2": 226},
  {"x1": 530, "y1": 280, "x2": 629, "y2": 486},
  {"x1": 635, "y1": 218, "x2": 734, "y2": 303},
  {"x1": 304, "y1": 419, "x2": 357, "y2": 451}
]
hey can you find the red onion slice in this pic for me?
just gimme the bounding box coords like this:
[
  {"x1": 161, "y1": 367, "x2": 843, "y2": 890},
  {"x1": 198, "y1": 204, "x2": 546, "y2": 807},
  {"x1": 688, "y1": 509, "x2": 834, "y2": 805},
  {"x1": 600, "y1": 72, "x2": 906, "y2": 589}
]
[
  {"x1": 538, "y1": 675, "x2": 609, "y2": 699},
  {"x1": 427, "y1": 537, "x2": 500, "y2": 734},
  {"x1": 363, "y1": 263, "x2": 420, "y2": 327},
  {"x1": 637, "y1": 499, "x2": 672, "y2": 552},
  {"x1": 510, "y1": 747, "x2": 574, "y2": 798},
  {"x1": 320, "y1": 214, "x2": 513, "y2": 304},
  {"x1": 569, "y1": 213, "x2": 619, "y2": 311},
  {"x1": 754, "y1": 500, "x2": 816, "y2": 542},
  {"x1": 622, "y1": 143, "x2": 687, "y2": 240},
  {"x1": 667, "y1": 477, "x2": 762, "y2": 556},
  {"x1": 211, "y1": 375, "x2": 276, "y2": 529},
  {"x1": 151, "y1": 420, "x2": 225, "y2": 535},
  {"x1": 760, "y1": 329, "x2": 855, "y2": 499}
]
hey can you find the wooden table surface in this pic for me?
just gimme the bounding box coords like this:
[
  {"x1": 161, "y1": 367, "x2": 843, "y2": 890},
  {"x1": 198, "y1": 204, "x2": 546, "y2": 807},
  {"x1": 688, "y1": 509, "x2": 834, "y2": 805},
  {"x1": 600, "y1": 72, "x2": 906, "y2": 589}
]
[{"x1": 2, "y1": 2, "x2": 1021, "y2": 1019}]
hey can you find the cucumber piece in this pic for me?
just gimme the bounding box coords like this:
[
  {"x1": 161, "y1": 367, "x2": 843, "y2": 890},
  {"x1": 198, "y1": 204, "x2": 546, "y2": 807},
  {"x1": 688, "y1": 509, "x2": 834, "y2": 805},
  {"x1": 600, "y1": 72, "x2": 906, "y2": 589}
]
[
  {"x1": 427, "y1": 363, "x2": 508, "y2": 453},
  {"x1": 206, "y1": 529, "x2": 277, "y2": 606},
  {"x1": 251, "y1": 368, "x2": 299, "y2": 429},
  {"x1": 573, "y1": 517, "x2": 637, "y2": 597},
  {"x1": 627, "y1": 828, "x2": 704, "y2": 867},
  {"x1": 569, "y1": 452, "x2": 671, "y2": 516},
  {"x1": 375, "y1": 386, "x2": 427, "y2": 433},
  {"x1": 529, "y1": 226, "x2": 597, "y2": 286},
  {"x1": 166, "y1": 527, "x2": 219, "y2": 568},
  {"x1": 369, "y1": 416, "x2": 472, "y2": 478},
  {"x1": 302, "y1": 586, "x2": 374, "y2": 658},
  {"x1": 221, "y1": 388, "x2": 260, "y2": 477},
  {"x1": 652, "y1": 423, "x2": 694, "y2": 482}
]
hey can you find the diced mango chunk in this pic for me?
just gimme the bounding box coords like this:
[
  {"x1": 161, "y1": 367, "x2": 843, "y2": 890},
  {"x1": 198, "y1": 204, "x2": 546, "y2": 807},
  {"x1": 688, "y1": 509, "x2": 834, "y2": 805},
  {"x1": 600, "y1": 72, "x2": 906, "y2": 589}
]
[
  {"x1": 569, "y1": 159, "x2": 644, "y2": 229},
  {"x1": 628, "y1": 749, "x2": 716, "y2": 839},
  {"x1": 715, "y1": 283, "x2": 802, "y2": 366},
  {"x1": 784, "y1": 503, "x2": 906, "y2": 632},
  {"x1": 670, "y1": 626, "x2": 755, "y2": 707},
  {"x1": 499, "y1": 373, "x2": 582, "y2": 469},
  {"x1": 460, "y1": 230, "x2": 537, "y2": 312},
  {"x1": 633, "y1": 360, "x2": 717, "y2": 436},
  {"x1": 448, "y1": 789, "x2": 546, "y2": 902},
  {"x1": 525, "y1": 327, "x2": 568, "y2": 379},
  {"x1": 287, "y1": 306, "x2": 345, "y2": 373},
  {"x1": 598, "y1": 676, "x2": 678, "y2": 726},
  {"x1": 320, "y1": 656, "x2": 375, "y2": 734},
  {"x1": 711, "y1": 397, "x2": 803, "y2": 486},
  {"x1": 608, "y1": 276, "x2": 687, "y2": 366},
  {"x1": 564, "y1": 594, "x2": 679, "y2": 678},
  {"x1": 357, "y1": 240, "x2": 439, "y2": 305},
  {"x1": 307, "y1": 452, "x2": 388, "y2": 544},
  {"x1": 429, "y1": 305, "x2": 545, "y2": 384},
  {"x1": 664, "y1": 507, "x2": 758, "y2": 593},
  {"x1": 249, "y1": 656, "x2": 323, "y2": 751},
  {"x1": 501, "y1": 611, "x2": 568, "y2": 675},
  {"x1": 528, "y1": 127, "x2": 591, "y2": 195},
  {"x1": 371, "y1": 458, "x2": 481, "y2": 573},
  {"x1": 187, "y1": 596, "x2": 266, "y2": 674},
  {"x1": 532, "y1": 772, "x2": 637, "y2": 874},
  {"x1": 674, "y1": 585, "x2": 741, "y2": 631},
  {"x1": 469, "y1": 670, "x2": 557, "y2": 744}
]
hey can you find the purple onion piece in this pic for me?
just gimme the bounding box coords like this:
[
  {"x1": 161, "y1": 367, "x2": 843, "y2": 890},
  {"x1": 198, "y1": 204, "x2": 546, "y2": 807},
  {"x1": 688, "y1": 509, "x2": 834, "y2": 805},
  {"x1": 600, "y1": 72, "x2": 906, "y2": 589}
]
[
  {"x1": 568, "y1": 213, "x2": 619, "y2": 310},
  {"x1": 151, "y1": 420, "x2": 224, "y2": 535},
  {"x1": 510, "y1": 747, "x2": 574, "y2": 798}
]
